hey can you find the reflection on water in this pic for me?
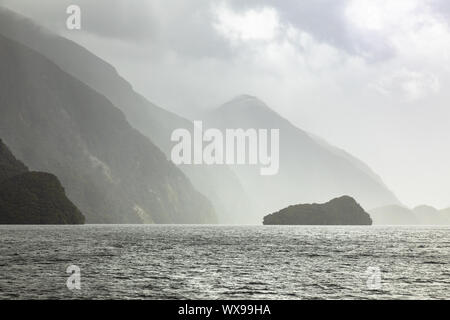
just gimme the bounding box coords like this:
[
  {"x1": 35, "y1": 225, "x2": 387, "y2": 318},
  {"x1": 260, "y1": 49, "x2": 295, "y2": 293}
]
[{"x1": 0, "y1": 225, "x2": 449, "y2": 299}]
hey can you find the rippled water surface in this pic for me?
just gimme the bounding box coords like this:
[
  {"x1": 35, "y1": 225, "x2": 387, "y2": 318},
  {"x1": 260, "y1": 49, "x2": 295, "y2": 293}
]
[{"x1": 0, "y1": 225, "x2": 449, "y2": 299}]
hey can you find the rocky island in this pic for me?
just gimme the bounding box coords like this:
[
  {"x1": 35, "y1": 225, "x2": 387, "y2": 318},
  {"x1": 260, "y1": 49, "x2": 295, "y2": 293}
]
[
  {"x1": 0, "y1": 139, "x2": 85, "y2": 224},
  {"x1": 263, "y1": 196, "x2": 372, "y2": 225}
]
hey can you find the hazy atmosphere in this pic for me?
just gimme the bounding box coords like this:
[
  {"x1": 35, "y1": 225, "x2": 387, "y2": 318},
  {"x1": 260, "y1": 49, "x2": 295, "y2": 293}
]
[
  {"x1": 1, "y1": 0, "x2": 450, "y2": 303},
  {"x1": 1, "y1": 0, "x2": 449, "y2": 209}
]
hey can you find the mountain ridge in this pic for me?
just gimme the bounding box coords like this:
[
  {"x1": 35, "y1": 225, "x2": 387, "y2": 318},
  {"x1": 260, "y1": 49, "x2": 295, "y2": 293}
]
[
  {"x1": 0, "y1": 33, "x2": 216, "y2": 224},
  {"x1": 0, "y1": 7, "x2": 250, "y2": 224}
]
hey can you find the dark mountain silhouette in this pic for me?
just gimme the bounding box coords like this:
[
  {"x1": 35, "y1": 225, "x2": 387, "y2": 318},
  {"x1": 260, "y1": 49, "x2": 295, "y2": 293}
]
[
  {"x1": 263, "y1": 196, "x2": 372, "y2": 225},
  {"x1": 0, "y1": 7, "x2": 250, "y2": 223},
  {"x1": 0, "y1": 139, "x2": 84, "y2": 224},
  {"x1": 205, "y1": 95, "x2": 400, "y2": 220},
  {"x1": 0, "y1": 138, "x2": 28, "y2": 181},
  {"x1": 0, "y1": 34, "x2": 216, "y2": 224}
]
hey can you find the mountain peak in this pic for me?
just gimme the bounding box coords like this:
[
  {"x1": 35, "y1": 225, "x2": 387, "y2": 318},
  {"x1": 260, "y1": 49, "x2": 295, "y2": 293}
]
[
  {"x1": 224, "y1": 94, "x2": 267, "y2": 107},
  {"x1": 218, "y1": 94, "x2": 281, "y2": 121},
  {"x1": 413, "y1": 205, "x2": 439, "y2": 214},
  {"x1": 230, "y1": 94, "x2": 259, "y2": 102}
]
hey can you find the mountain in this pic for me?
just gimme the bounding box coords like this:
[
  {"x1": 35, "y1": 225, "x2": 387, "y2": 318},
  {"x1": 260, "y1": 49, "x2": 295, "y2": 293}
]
[
  {"x1": 441, "y1": 208, "x2": 450, "y2": 216},
  {"x1": 441, "y1": 208, "x2": 450, "y2": 224},
  {"x1": 0, "y1": 139, "x2": 84, "y2": 224},
  {"x1": 263, "y1": 196, "x2": 372, "y2": 225},
  {"x1": 0, "y1": 34, "x2": 216, "y2": 224},
  {"x1": 413, "y1": 205, "x2": 448, "y2": 225},
  {"x1": 0, "y1": 7, "x2": 250, "y2": 223},
  {"x1": 369, "y1": 205, "x2": 419, "y2": 225},
  {"x1": 0, "y1": 172, "x2": 85, "y2": 224},
  {"x1": 369, "y1": 204, "x2": 450, "y2": 225},
  {"x1": 0, "y1": 137, "x2": 28, "y2": 181},
  {"x1": 204, "y1": 95, "x2": 400, "y2": 220}
]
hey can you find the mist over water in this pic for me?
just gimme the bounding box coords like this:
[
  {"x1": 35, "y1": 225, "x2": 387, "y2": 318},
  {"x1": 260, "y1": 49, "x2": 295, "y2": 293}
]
[{"x1": 1, "y1": 225, "x2": 449, "y2": 300}]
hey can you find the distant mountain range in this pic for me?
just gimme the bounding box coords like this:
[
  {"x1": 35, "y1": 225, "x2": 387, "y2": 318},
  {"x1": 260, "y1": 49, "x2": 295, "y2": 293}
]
[
  {"x1": 263, "y1": 196, "x2": 372, "y2": 225},
  {"x1": 370, "y1": 205, "x2": 450, "y2": 225},
  {"x1": 369, "y1": 205, "x2": 419, "y2": 225}
]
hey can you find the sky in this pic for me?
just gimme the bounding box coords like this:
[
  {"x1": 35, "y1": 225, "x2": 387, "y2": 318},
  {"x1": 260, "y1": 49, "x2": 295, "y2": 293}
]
[{"x1": 1, "y1": 0, "x2": 449, "y2": 209}]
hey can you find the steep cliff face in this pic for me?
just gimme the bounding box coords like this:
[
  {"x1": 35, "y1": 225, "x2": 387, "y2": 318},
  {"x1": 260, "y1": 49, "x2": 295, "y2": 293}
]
[
  {"x1": 0, "y1": 34, "x2": 216, "y2": 224},
  {"x1": 263, "y1": 196, "x2": 372, "y2": 225},
  {"x1": 0, "y1": 139, "x2": 84, "y2": 224}
]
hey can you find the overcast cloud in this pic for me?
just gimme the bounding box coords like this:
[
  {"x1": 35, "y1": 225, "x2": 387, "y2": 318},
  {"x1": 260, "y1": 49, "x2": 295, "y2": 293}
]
[{"x1": 1, "y1": 0, "x2": 449, "y2": 208}]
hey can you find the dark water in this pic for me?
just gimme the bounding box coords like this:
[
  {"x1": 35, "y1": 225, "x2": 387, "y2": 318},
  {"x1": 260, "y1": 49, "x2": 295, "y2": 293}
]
[{"x1": 0, "y1": 225, "x2": 449, "y2": 299}]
